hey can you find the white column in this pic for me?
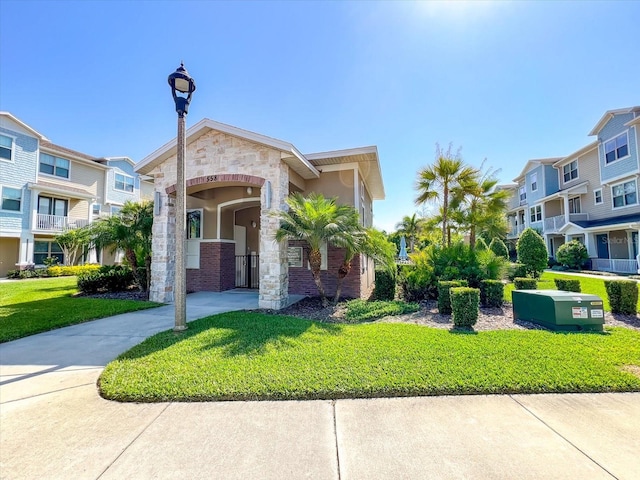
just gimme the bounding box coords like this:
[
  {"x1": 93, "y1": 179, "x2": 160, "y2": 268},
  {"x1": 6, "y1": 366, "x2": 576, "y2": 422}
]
[
  {"x1": 563, "y1": 195, "x2": 570, "y2": 224},
  {"x1": 17, "y1": 233, "x2": 35, "y2": 268}
]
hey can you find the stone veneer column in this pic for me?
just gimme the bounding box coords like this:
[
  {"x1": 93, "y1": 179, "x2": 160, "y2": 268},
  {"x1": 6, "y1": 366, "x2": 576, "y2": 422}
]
[
  {"x1": 149, "y1": 190, "x2": 176, "y2": 303},
  {"x1": 258, "y1": 162, "x2": 289, "y2": 310}
]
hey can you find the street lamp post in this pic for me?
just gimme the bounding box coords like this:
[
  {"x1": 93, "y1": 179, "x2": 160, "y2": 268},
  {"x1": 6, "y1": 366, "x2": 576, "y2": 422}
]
[{"x1": 168, "y1": 63, "x2": 196, "y2": 332}]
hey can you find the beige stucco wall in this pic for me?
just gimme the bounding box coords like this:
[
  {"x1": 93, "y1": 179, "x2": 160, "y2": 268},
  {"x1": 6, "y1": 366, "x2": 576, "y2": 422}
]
[
  {"x1": 0, "y1": 238, "x2": 19, "y2": 276},
  {"x1": 38, "y1": 157, "x2": 104, "y2": 198},
  {"x1": 304, "y1": 170, "x2": 355, "y2": 206},
  {"x1": 544, "y1": 199, "x2": 562, "y2": 217}
]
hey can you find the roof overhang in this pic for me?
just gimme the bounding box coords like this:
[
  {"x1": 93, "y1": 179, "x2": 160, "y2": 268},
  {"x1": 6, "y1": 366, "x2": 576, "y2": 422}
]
[
  {"x1": 625, "y1": 116, "x2": 640, "y2": 128},
  {"x1": 135, "y1": 118, "x2": 320, "y2": 180},
  {"x1": 304, "y1": 146, "x2": 385, "y2": 200},
  {"x1": 40, "y1": 142, "x2": 109, "y2": 169},
  {"x1": 0, "y1": 112, "x2": 49, "y2": 141},
  {"x1": 513, "y1": 158, "x2": 562, "y2": 182},
  {"x1": 28, "y1": 181, "x2": 96, "y2": 200},
  {"x1": 589, "y1": 106, "x2": 640, "y2": 136},
  {"x1": 552, "y1": 141, "x2": 598, "y2": 168}
]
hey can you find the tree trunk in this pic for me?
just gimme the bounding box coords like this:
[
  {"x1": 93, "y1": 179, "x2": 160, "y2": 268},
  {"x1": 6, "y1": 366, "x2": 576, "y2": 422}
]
[
  {"x1": 469, "y1": 226, "x2": 476, "y2": 250},
  {"x1": 309, "y1": 248, "x2": 328, "y2": 306},
  {"x1": 145, "y1": 254, "x2": 152, "y2": 294},
  {"x1": 443, "y1": 185, "x2": 449, "y2": 246},
  {"x1": 125, "y1": 249, "x2": 143, "y2": 292},
  {"x1": 334, "y1": 261, "x2": 352, "y2": 304}
]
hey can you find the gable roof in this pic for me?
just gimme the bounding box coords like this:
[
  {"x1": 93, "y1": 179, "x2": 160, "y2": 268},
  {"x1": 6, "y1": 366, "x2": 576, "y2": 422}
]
[
  {"x1": 136, "y1": 118, "x2": 320, "y2": 180},
  {"x1": 0, "y1": 112, "x2": 49, "y2": 140},
  {"x1": 552, "y1": 141, "x2": 598, "y2": 168},
  {"x1": 513, "y1": 158, "x2": 562, "y2": 182},
  {"x1": 588, "y1": 106, "x2": 640, "y2": 136},
  {"x1": 40, "y1": 141, "x2": 109, "y2": 169}
]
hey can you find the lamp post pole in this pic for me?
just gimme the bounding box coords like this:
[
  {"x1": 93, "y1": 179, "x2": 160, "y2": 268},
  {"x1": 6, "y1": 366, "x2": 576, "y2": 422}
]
[{"x1": 168, "y1": 63, "x2": 196, "y2": 332}]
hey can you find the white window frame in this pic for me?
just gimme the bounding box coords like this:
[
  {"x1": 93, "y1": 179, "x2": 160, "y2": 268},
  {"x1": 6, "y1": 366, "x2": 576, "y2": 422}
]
[
  {"x1": 0, "y1": 185, "x2": 23, "y2": 212},
  {"x1": 92, "y1": 203, "x2": 102, "y2": 216},
  {"x1": 39, "y1": 153, "x2": 70, "y2": 179},
  {"x1": 530, "y1": 172, "x2": 538, "y2": 192},
  {"x1": 0, "y1": 133, "x2": 16, "y2": 163},
  {"x1": 529, "y1": 205, "x2": 542, "y2": 223},
  {"x1": 114, "y1": 172, "x2": 135, "y2": 193},
  {"x1": 563, "y1": 160, "x2": 578, "y2": 183},
  {"x1": 594, "y1": 188, "x2": 603, "y2": 205},
  {"x1": 604, "y1": 131, "x2": 630, "y2": 165},
  {"x1": 186, "y1": 208, "x2": 203, "y2": 240},
  {"x1": 611, "y1": 179, "x2": 638, "y2": 209},
  {"x1": 568, "y1": 196, "x2": 581, "y2": 214},
  {"x1": 519, "y1": 186, "x2": 526, "y2": 203},
  {"x1": 33, "y1": 239, "x2": 64, "y2": 266}
]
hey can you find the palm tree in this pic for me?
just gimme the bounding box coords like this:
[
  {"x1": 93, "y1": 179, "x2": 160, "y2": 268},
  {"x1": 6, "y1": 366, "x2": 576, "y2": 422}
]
[
  {"x1": 274, "y1": 193, "x2": 361, "y2": 307},
  {"x1": 395, "y1": 213, "x2": 423, "y2": 252},
  {"x1": 415, "y1": 144, "x2": 477, "y2": 246},
  {"x1": 89, "y1": 200, "x2": 154, "y2": 292}
]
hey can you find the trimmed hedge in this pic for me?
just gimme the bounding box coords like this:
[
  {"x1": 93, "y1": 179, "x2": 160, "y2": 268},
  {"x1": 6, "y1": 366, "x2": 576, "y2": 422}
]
[
  {"x1": 553, "y1": 278, "x2": 581, "y2": 293},
  {"x1": 480, "y1": 280, "x2": 504, "y2": 307},
  {"x1": 604, "y1": 280, "x2": 638, "y2": 315},
  {"x1": 437, "y1": 280, "x2": 468, "y2": 314},
  {"x1": 451, "y1": 287, "x2": 479, "y2": 328},
  {"x1": 507, "y1": 263, "x2": 528, "y2": 281},
  {"x1": 77, "y1": 266, "x2": 135, "y2": 294},
  {"x1": 514, "y1": 277, "x2": 537, "y2": 290},
  {"x1": 47, "y1": 264, "x2": 101, "y2": 277},
  {"x1": 372, "y1": 269, "x2": 396, "y2": 301}
]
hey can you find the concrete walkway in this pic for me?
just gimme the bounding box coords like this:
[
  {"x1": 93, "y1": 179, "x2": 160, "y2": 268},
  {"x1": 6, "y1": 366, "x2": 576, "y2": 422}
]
[{"x1": 1, "y1": 292, "x2": 639, "y2": 479}]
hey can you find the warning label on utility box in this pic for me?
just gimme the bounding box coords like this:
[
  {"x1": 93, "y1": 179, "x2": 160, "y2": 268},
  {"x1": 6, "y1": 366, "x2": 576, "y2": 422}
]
[
  {"x1": 572, "y1": 307, "x2": 588, "y2": 319},
  {"x1": 591, "y1": 309, "x2": 604, "y2": 318}
]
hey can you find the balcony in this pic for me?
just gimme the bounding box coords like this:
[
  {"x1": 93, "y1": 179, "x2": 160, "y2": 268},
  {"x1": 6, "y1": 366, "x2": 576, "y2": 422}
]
[
  {"x1": 543, "y1": 215, "x2": 566, "y2": 233},
  {"x1": 35, "y1": 214, "x2": 91, "y2": 232},
  {"x1": 592, "y1": 258, "x2": 639, "y2": 274},
  {"x1": 507, "y1": 224, "x2": 525, "y2": 239}
]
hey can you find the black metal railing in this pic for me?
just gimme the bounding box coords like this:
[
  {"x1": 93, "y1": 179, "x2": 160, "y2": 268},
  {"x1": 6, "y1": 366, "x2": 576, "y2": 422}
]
[{"x1": 235, "y1": 255, "x2": 259, "y2": 289}]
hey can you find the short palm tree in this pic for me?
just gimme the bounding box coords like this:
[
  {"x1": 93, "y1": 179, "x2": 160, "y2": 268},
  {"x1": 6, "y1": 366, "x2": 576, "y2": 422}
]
[
  {"x1": 274, "y1": 193, "x2": 361, "y2": 307},
  {"x1": 395, "y1": 213, "x2": 423, "y2": 252}
]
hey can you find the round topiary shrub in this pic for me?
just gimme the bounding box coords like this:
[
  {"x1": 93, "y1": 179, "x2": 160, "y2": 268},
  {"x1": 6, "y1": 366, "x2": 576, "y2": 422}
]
[
  {"x1": 516, "y1": 228, "x2": 548, "y2": 278},
  {"x1": 555, "y1": 240, "x2": 589, "y2": 270},
  {"x1": 489, "y1": 238, "x2": 509, "y2": 259}
]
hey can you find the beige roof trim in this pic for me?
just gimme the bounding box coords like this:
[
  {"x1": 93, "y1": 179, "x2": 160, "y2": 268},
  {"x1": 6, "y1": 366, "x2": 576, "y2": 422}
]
[
  {"x1": 28, "y1": 181, "x2": 96, "y2": 200},
  {"x1": 136, "y1": 118, "x2": 320, "y2": 179},
  {"x1": 552, "y1": 141, "x2": 598, "y2": 168},
  {"x1": 0, "y1": 112, "x2": 49, "y2": 141},
  {"x1": 588, "y1": 106, "x2": 640, "y2": 136},
  {"x1": 512, "y1": 157, "x2": 563, "y2": 182}
]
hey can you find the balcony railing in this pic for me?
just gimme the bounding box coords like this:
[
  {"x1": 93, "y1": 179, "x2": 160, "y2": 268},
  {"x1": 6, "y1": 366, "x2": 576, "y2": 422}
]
[
  {"x1": 35, "y1": 214, "x2": 91, "y2": 232},
  {"x1": 543, "y1": 215, "x2": 566, "y2": 233},
  {"x1": 569, "y1": 213, "x2": 589, "y2": 223},
  {"x1": 591, "y1": 258, "x2": 639, "y2": 274},
  {"x1": 507, "y1": 224, "x2": 525, "y2": 238}
]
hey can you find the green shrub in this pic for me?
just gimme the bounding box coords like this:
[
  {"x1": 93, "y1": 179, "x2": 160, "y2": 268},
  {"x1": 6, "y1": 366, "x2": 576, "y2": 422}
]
[
  {"x1": 514, "y1": 277, "x2": 537, "y2": 290},
  {"x1": 556, "y1": 240, "x2": 589, "y2": 269},
  {"x1": 553, "y1": 278, "x2": 581, "y2": 292},
  {"x1": 344, "y1": 299, "x2": 419, "y2": 322},
  {"x1": 604, "y1": 280, "x2": 638, "y2": 315},
  {"x1": 437, "y1": 280, "x2": 468, "y2": 314},
  {"x1": 475, "y1": 238, "x2": 488, "y2": 251},
  {"x1": 6, "y1": 268, "x2": 48, "y2": 279},
  {"x1": 372, "y1": 269, "x2": 396, "y2": 301},
  {"x1": 516, "y1": 228, "x2": 548, "y2": 278},
  {"x1": 47, "y1": 264, "x2": 101, "y2": 277},
  {"x1": 507, "y1": 263, "x2": 528, "y2": 281},
  {"x1": 398, "y1": 265, "x2": 433, "y2": 302},
  {"x1": 480, "y1": 280, "x2": 504, "y2": 307},
  {"x1": 77, "y1": 265, "x2": 135, "y2": 294},
  {"x1": 489, "y1": 238, "x2": 509, "y2": 259},
  {"x1": 451, "y1": 287, "x2": 479, "y2": 328}
]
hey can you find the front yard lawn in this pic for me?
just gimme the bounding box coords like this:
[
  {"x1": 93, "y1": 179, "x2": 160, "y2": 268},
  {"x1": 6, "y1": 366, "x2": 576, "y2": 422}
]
[
  {"x1": 504, "y1": 271, "x2": 640, "y2": 312},
  {"x1": 0, "y1": 277, "x2": 160, "y2": 343},
  {"x1": 99, "y1": 311, "x2": 640, "y2": 402}
]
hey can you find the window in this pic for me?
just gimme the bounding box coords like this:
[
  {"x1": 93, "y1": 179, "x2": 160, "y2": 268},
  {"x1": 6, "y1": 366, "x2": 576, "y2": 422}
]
[
  {"x1": 611, "y1": 180, "x2": 637, "y2": 208},
  {"x1": 604, "y1": 132, "x2": 629, "y2": 164},
  {"x1": 38, "y1": 196, "x2": 68, "y2": 216},
  {"x1": 187, "y1": 209, "x2": 202, "y2": 239},
  {"x1": 1, "y1": 186, "x2": 22, "y2": 211},
  {"x1": 568, "y1": 197, "x2": 581, "y2": 214},
  {"x1": 594, "y1": 189, "x2": 603, "y2": 205},
  {"x1": 519, "y1": 186, "x2": 526, "y2": 203},
  {"x1": 115, "y1": 173, "x2": 135, "y2": 192},
  {"x1": 33, "y1": 241, "x2": 64, "y2": 265},
  {"x1": 0, "y1": 134, "x2": 13, "y2": 161},
  {"x1": 529, "y1": 205, "x2": 542, "y2": 223},
  {"x1": 530, "y1": 173, "x2": 538, "y2": 192},
  {"x1": 111, "y1": 205, "x2": 122, "y2": 215},
  {"x1": 39, "y1": 153, "x2": 70, "y2": 178},
  {"x1": 92, "y1": 204, "x2": 101, "y2": 216},
  {"x1": 563, "y1": 160, "x2": 578, "y2": 183}
]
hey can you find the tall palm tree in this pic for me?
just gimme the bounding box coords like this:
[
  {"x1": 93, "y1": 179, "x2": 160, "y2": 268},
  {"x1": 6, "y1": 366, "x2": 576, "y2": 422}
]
[
  {"x1": 415, "y1": 144, "x2": 477, "y2": 246},
  {"x1": 395, "y1": 213, "x2": 423, "y2": 252},
  {"x1": 274, "y1": 193, "x2": 361, "y2": 307}
]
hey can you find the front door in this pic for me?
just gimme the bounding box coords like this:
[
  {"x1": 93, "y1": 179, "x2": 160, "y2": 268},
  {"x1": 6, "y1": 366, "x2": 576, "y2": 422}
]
[{"x1": 596, "y1": 234, "x2": 609, "y2": 259}]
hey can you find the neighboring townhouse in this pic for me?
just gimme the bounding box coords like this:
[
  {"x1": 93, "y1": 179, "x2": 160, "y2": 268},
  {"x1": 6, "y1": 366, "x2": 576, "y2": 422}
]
[
  {"x1": 504, "y1": 106, "x2": 640, "y2": 274},
  {"x1": 0, "y1": 112, "x2": 152, "y2": 276},
  {"x1": 135, "y1": 119, "x2": 385, "y2": 309}
]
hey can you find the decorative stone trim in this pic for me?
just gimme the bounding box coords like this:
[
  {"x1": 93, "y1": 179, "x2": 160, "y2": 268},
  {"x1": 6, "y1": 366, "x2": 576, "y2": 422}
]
[{"x1": 165, "y1": 174, "x2": 265, "y2": 195}]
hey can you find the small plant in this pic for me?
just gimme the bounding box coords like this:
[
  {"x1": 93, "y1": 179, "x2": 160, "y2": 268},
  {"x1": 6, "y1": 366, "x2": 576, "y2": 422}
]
[
  {"x1": 437, "y1": 280, "x2": 468, "y2": 314},
  {"x1": 514, "y1": 277, "x2": 537, "y2": 290},
  {"x1": 554, "y1": 278, "x2": 581, "y2": 292},
  {"x1": 480, "y1": 280, "x2": 504, "y2": 307},
  {"x1": 372, "y1": 269, "x2": 396, "y2": 301},
  {"x1": 47, "y1": 264, "x2": 101, "y2": 277},
  {"x1": 451, "y1": 287, "x2": 479, "y2": 328},
  {"x1": 77, "y1": 265, "x2": 135, "y2": 294},
  {"x1": 507, "y1": 263, "x2": 528, "y2": 281},
  {"x1": 489, "y1": 238, "x2": 509, "y2": 259},
  {"x1": 516, "y1": 228, "x2": 548, "y2": 278},
  {"x1": 556, "y1": 240, "x2": 589, "y2": 270},
  {"x1": 604, "y1": 280, "x2": 638, "y2": 315},
  {"x1": 43, "y1": 256, "x2": 60, "y2": 267}
]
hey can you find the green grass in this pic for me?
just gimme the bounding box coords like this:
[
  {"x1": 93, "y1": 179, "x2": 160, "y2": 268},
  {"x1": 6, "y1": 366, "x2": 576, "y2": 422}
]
[
  {"x1": 99, "y1": 311, "x2": 640, "y2": 402},
  {"x1": 504, "y1": 271, "x2": 640, "y2": 312},
  {"x1": 344, "y1": 299, "x2": 419, "y2": 322},
  {"x1": 0, "y1": 277, "x2": 160, "y2": 343}
]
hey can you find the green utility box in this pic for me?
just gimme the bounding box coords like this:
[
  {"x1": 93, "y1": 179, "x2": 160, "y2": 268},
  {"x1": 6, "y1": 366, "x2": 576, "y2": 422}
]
[{"x1": 512, "y1": 290, "x2": 604, "y2": 332}]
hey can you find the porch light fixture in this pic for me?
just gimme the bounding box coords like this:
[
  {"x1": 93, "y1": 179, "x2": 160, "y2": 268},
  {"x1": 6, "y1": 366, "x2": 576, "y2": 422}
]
[
  {"x1": 168, "y1": 62, "x2": 196, "y2": 332},
  {"x1": 246, "y1": 186, "x2": 253, "y2": 195}
]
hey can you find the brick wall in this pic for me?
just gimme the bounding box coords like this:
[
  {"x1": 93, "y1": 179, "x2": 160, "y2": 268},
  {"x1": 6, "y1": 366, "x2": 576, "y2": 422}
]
[
  {"x1": 186, "y1": 242, "x2": 236, "y2": 292},
  {"x1": 287, "y1": 240, "x2": 362, "y2": 299}
]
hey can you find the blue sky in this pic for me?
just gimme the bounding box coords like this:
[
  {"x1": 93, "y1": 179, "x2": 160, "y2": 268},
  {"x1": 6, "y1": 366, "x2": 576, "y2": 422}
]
[{"x1": 1, "y1": 1, "x2": 638, "y2": 232}]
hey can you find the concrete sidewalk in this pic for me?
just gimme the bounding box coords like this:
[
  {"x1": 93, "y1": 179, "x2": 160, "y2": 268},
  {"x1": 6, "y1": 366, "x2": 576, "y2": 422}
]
[{"x1": 1, "y1": 292, "x2": 639, "y2": 479}]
